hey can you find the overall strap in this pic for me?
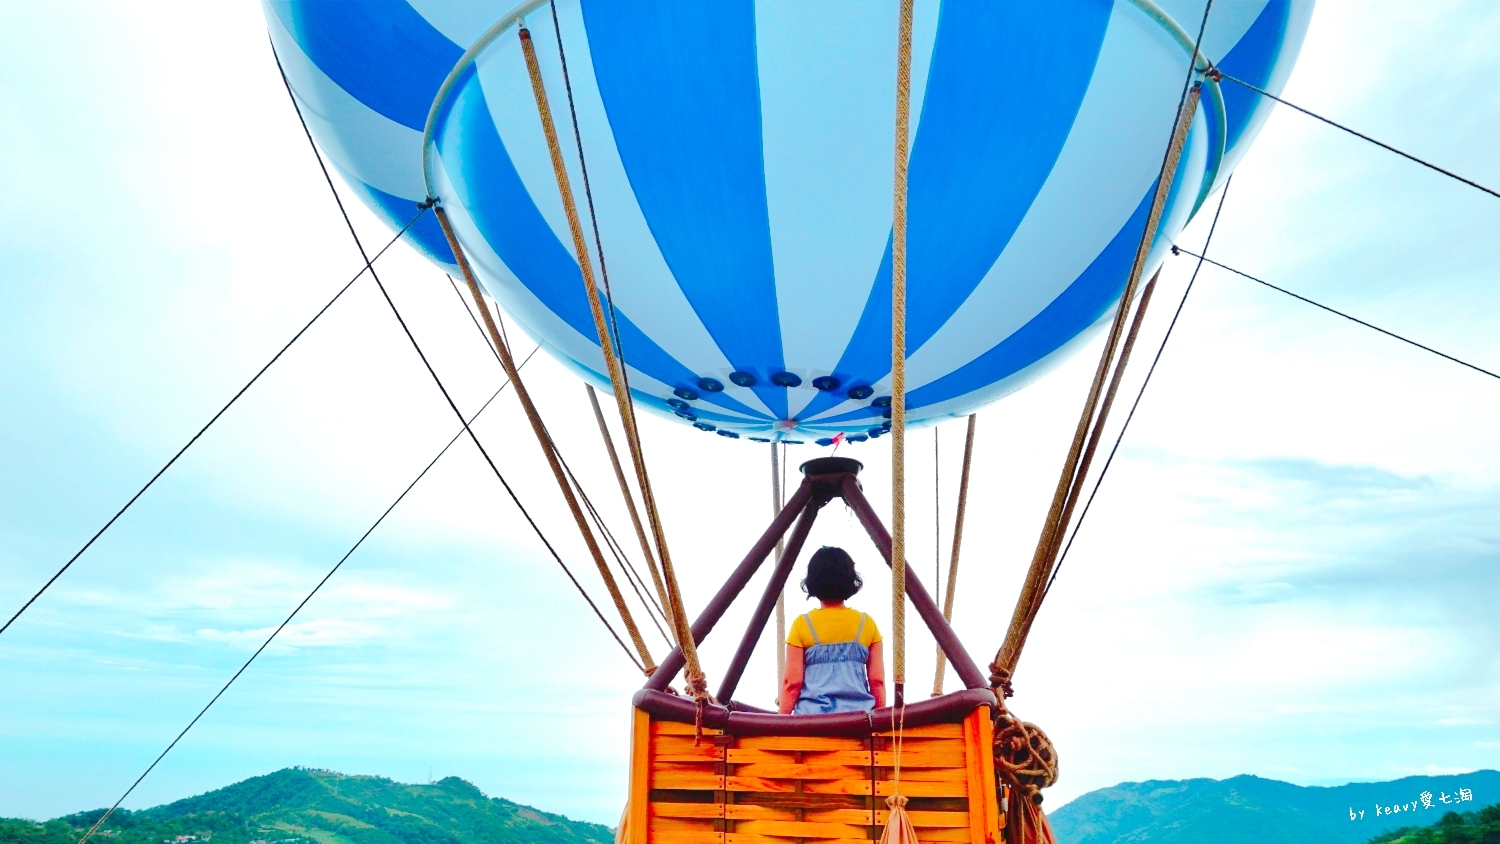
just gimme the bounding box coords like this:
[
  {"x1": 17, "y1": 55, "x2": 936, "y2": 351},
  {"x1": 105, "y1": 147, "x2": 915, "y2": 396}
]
[
  {"x1": 804, "y1": 613, "x2": 822, "y2": 645},
  {"x1": 854, "y1": 612, "x2": 867, "y2": 643}
]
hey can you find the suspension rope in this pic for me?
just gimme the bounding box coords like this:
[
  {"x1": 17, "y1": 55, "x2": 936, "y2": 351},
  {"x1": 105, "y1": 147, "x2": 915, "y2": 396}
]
[
  {"x1": 0, "y1": 211, "x2": 426, "y2": 641},
  {"x1": 932, "y1": 414, "x2": 976, "y2": 697},
  {"x1": 771, "y1": 441, "x2": 787, "y2": 688},
  {"x1": 1043, "y1": 180, "x2": 1233, "y2": 603},
  {"x1": 442, "y1": 278, "x2": 672, "y2": 639},
  {"x1": 271, "y1": 37, "x2": 656, "y2": 674},
  {"x1": 1214, "y1": 71, "x2": 1500, "y2": 202},
  {"x1": 1174, "y1": 247, "x2": 1500, "y2": 382},
  {"x1": 991, "y1": 1, "x2": 1213, "y2": 695},
  {"x1": 435, "y1": 202, "x2": 657, "y2": 673},
  {"x1": 934, "y1": 427, "x2": 941, "y2": 602},
  {"x1": 588, "y1": 385, "x2": 673, "y2": 624},
  {"x1": 543, "y1": 2, "x2": 675, "y2": 638},
  {"x1": 68, "y1": 339, "x2": 639, "y2": 844},
  {"x1": 889, "y1": 0, "x2": 914, "y2": 710},
  {"x1": 516, "y1": 20, "x2": 694, "y2": 691},
  {"x1": 561, "y1": 452, "x2": 674, "y2": 646}
]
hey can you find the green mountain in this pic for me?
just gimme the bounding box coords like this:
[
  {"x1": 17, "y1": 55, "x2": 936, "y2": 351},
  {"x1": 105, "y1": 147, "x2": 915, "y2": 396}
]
[
  {"x1": 1047, "y1": 770, "x2": 1500, "y2": 844},
  {"x1": 1368, "y1": 802, "x2": 1500, "y2": 843},
  {"x1": 0, "y1": 768, "x2": 611, "y2": 844}
]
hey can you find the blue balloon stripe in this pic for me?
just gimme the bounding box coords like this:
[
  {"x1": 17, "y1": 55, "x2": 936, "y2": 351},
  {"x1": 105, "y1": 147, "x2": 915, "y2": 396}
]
[
  {"x1": 267, "y1": 0, "x2": 462, "y2": 132},
  {"x1": 880, "y1": 190, "x2": 1154, "y2": 417},
  {"x1": 270, "y1": 0, "x2": 1310, "y2": 439},
  {"x1": 1216, "y1": 0, "x2": 1295, "y2": 154},
  {"x1": 435, "y1": 72, "x2": 768, "y2": 422},
  {"x1": 792, "y1": 1, "x2": 1115, "y2": 426},
  {"x1": 580, "y1": 0, "x2": 788, "y2": 419}
]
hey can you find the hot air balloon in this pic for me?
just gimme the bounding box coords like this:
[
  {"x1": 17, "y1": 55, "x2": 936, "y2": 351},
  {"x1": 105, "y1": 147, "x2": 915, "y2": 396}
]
[
  {"x1": 266, "y1": 0, "x2": 1311, "y2": 442},
  {"x1": 265, "y1": 3, "x2": 1312, "y2": 843}
]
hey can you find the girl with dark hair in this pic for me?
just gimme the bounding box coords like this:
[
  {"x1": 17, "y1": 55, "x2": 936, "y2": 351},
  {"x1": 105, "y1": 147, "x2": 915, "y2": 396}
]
[{"x1": 778, "y1": 546, "x2": 886, "y2": 714}]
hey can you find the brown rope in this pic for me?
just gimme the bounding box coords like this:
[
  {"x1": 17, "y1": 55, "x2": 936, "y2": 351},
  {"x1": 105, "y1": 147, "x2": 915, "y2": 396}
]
[
  {"x1": 772, "y1": 441, "x2": 788, "y2": 687},
  {"x1": 992, "y1": 83, "x2": 1203, "y2": 694},
  {"x1": 432, "y1": 205, "x2": 655, "y2": 674},
  {"x1": 932, "y1": 414, "x2": 977, "y2": 697},
  {"x1": 889, "y1": 0, "x2": 914, "y2": 706},
  {"x1": 587, "y1": 384, "x2": 673, "y2": 633},
  {"x1": 517, "y1": 24, "x2": 702, "y2": 698}
]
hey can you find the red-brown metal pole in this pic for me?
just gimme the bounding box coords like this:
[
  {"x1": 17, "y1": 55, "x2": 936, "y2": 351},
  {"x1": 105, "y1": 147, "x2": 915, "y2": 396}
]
[
  {"x1": 840, "y1": 475, "x2": 988, "y2": 691},
  {"x1": 645, "y1": 479, "x2": 815, "y2": 692},
  {"x1": 715, "y1": 497, "x2": 825, "y2": 702}
]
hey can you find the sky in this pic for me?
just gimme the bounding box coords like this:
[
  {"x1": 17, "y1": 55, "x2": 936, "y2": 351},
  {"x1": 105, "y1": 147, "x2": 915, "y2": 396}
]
[{"x1": 2, "y1": 0, "x2": 1498, "y2": 827}]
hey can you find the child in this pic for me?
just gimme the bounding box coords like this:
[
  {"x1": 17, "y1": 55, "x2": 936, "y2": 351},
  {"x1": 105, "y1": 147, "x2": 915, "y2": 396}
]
[{"x1": 779, "y1": 546, "x2": 886, "y2": 714}]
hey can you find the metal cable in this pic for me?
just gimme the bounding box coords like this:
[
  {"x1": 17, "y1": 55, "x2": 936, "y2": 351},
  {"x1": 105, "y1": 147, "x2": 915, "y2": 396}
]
[
  {"x1": 1174, "y1": 247, "x2": 1500, "y2": 382},
  {"x1": 71, "y1": 344, "x2": 543, "y2": 844},
  {"x1": 1216, "y1": 71, "x2": 1500, "y2": 202},
  {"x1": 270, "y1": 37, "x2": 647, "y2": 670},
  {"x1": 1042, "y1": 179, "x2": 1233, "y2": 602},
  {"x1": 1, "y1": 203, "x2": 427, "y2": 640}
]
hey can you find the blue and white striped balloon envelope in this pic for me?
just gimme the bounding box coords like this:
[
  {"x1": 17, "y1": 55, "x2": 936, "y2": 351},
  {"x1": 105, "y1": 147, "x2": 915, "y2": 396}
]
[{"x1": 268, "y1": 0, "x2": 1312, "y2": 442}]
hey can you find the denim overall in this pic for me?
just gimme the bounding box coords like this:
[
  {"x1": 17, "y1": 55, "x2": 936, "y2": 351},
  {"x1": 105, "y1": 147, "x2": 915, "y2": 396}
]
[{"x1": 793, "y1": 612, "x2": 876, "y2": 715}]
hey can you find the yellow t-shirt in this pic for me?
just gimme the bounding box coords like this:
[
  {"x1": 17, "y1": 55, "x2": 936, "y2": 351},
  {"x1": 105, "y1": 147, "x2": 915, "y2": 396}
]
[{"x1": 787, "y1": 607, "x2": 882, "y2": 649}]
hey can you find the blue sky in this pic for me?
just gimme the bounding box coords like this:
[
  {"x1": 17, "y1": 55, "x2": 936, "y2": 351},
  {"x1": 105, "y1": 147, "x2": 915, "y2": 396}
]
[{"x1": 2, "y1": 0, "x2": 1498, "y2": 827}]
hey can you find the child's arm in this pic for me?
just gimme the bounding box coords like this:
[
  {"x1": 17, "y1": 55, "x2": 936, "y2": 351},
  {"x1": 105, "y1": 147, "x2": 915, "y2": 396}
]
[
  {"x1": 866, "y1": 641, "x2": 886, "y2": 709},
  {"x1": 779, "y1": 645, "x2": 806, "y2": 714}
]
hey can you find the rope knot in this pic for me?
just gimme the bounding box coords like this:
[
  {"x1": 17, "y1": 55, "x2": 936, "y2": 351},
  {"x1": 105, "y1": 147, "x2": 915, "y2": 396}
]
[
  {"x1": 687, "y1": 672, "x2": 713, "y2": 745},
  {"x1": 988, "y1": 665, "x2": 1015, "y2": 699},
  {"x1": 417, "y1": 197, "x2": 438, "y2": 210},
  {"x1": 1206, "y1": 66, "x2": 1224, "y2": 83}
]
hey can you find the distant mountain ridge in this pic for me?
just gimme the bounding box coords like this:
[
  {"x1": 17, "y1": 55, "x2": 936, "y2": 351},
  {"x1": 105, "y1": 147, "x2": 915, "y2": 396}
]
[
  {"x1": 1048, "y1": 770, "x2": 1500, "y2": 844},
  {"x1": 0, "y1": 768, "x2": 610, "y2": 844}
]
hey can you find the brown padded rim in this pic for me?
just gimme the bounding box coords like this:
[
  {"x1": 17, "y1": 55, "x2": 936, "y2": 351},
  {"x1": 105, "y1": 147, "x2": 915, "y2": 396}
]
[{"x1": 633, "y1": 688, "x2": 997, "y2": 737}]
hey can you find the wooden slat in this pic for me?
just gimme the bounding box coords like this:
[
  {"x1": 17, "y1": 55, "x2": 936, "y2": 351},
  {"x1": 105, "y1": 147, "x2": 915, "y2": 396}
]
[
  {"x1": 805, "y1": 809, "x2": 970, "y2": 828},
  {"x1": 653, "y1": 721, "x2": 724, "y2": 737},
  {"x1": 726, "y1": 805, "x2": 800, "y2": 822},
  {"x1": 724, "y1": 835, "x2": 869, "y2": 844},
  {"x1": 725, "y1": 775, "x2": 963, "y2": 798},
  {"x1": 873, "y1": 723, "x2": 963, "y2": 739},
  {"x1": 732, "y1": 820, "x2": 870, "y2": 838},
  {"x1": 725, "y1": 749, "x2": 965, "y2": 768},
  {"x1": 907, "y1": 827, "x2": 972, "y2": 842},
  {"x1": 649, "y1": 830, "x2": 723, "y2": 844},
  {"x1": 874, "y1": 766, "x2": 967, "y2": 783},
  {"x1": 649, "y1": 817, "x2": 717, "y2": 833},
  {"x1": 734, "y1": 735, "x2": 867, "y2": 752},
  {"x1": 738, "y1": 778, "x2": 960, "y2": 798},
  {"x1": 629, "y1": 708, "x2": 650, "y2": 844},
  {"x1": 730, "y1": 762, "x2": 870, "y2": 781},
  {"x1": 651, "y1": 804, "x2": 724, "y2": 820},
  {"x1": 654, "y1": 761, "x2": 719, "y2": 774},
  {"x1": 653, "y1": 771, "x2": 724, "y2": 790}
]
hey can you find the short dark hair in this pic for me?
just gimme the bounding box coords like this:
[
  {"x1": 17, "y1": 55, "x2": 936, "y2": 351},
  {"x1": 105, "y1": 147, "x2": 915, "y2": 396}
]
[{"x1": 801, "y1": 546, "x2": 863, "y2": 602}]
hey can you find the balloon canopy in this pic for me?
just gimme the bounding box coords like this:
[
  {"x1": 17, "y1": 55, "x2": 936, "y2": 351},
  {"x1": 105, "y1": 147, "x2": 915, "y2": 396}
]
[{"x1": 266, "y1": 0, "x2": 1311, "y2": 442}]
